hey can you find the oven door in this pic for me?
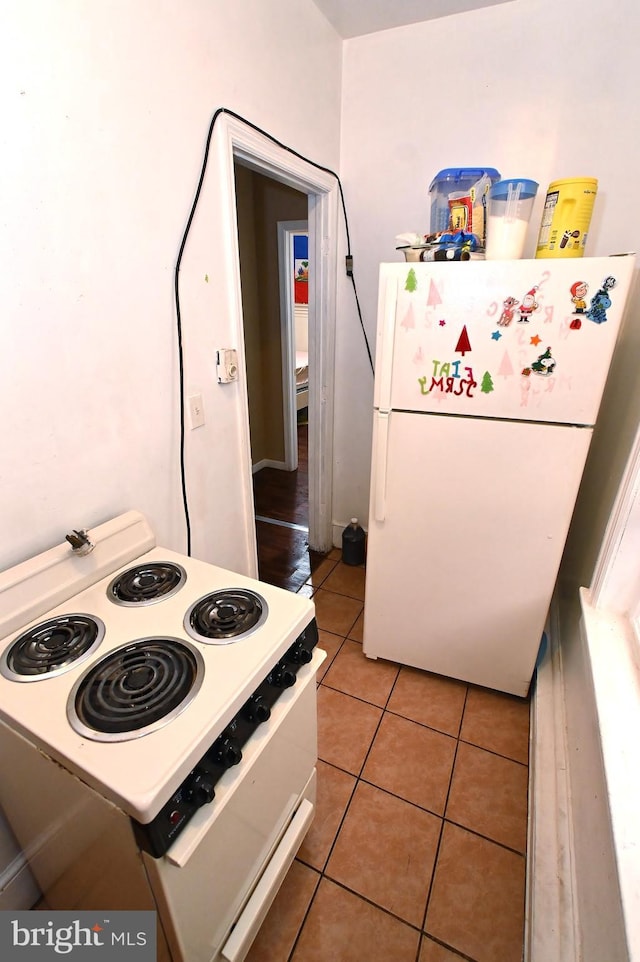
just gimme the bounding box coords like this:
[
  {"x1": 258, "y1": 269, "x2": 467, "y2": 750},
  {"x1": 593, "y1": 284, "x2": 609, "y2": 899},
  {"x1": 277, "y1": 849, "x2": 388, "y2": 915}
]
[{"x1": 142, "y1": 649, "x2": 324, "y2": 962}]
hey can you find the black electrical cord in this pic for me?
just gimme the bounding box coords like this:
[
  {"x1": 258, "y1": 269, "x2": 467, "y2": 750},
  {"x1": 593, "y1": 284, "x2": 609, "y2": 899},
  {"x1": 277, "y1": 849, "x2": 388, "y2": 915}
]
[{"x1": 174, "y1": 106, "x2": 373, "y2": 555}]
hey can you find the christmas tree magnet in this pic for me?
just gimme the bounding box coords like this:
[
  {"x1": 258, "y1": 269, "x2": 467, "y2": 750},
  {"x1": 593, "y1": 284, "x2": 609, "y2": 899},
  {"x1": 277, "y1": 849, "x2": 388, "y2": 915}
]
[
  {"x1": 480, "y1": 371, "x2": 494, "y2": 394},
  {"x1": 455, "y1": 325, "x2": 472, "y2": 356}
]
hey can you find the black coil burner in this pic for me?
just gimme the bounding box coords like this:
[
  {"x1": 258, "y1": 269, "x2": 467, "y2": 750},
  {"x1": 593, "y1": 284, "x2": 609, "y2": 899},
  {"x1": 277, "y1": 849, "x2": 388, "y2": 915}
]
[
  {"x1": 184, "y1": 589, "x2": 268, "y2": 644},
  {"x1": 0, "y1": 615, "x2": 105, "y2": 682},
  {"x1": 67, "y1": 637, "x2": 204, "y2": 741},
  {"x1": 107, "y1": 562, "x2": 186, "y2": 606}
]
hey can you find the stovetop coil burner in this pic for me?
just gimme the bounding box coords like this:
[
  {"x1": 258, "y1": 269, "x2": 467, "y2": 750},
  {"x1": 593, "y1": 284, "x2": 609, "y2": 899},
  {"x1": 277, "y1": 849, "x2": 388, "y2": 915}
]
[
  {"x1": 184, "y1": 589, "x2": 268, "y2": 644},
  {"x1": 108, "y1": 562, "x2": 187, "y2": 606},
  {"x1": 67, "y1": 637, "x2": 204, "y2": 742},
  {"x1": 0, "y1": 614, "x2": 105, "y2": 682}
]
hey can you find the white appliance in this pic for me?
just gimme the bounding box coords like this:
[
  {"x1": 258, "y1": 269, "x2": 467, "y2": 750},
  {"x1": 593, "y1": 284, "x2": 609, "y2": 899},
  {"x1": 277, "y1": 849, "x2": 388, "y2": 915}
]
[
  {"x1": 363, "y1": 256, "x2": 635, "y2": 696},
  {"x1": 0, "y1": 511, "x2": 325, "y2": 962}
]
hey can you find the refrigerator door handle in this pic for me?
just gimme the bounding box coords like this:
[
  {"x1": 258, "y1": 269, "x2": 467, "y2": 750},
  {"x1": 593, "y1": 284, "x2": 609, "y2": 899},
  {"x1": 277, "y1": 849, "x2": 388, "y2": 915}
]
[
  {"x1": 374, "y1": 276, "x2": 398, "y2": 412},
  {"x1": 373, "y1": 410, "x2": 390, "y2": 522}
]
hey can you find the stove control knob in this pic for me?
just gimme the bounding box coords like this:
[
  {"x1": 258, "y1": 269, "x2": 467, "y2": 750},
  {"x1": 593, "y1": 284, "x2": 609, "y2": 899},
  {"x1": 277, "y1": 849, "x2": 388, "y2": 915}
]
[
  {"x1": 244, "y1": 695, "x2": 271, "y2": 724},
  {"x1": 270, "y1": 664, "x2": 296, "y2": 689},
  {"x1": 287, "y1": 642, "x2": 313, "y2": 665},
  {"x1": 211, "y1": 737, "x2": 243, "y2": 769},
  {"x1": 185, "y1": 771, "x2": 215, "y2": 808}
]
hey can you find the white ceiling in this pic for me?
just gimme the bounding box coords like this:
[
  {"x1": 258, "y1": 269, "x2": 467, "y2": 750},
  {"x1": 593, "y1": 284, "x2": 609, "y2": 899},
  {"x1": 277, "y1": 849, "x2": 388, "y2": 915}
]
[{"x1": 312, "y1": 0, "x2": 514, "y2": 38}]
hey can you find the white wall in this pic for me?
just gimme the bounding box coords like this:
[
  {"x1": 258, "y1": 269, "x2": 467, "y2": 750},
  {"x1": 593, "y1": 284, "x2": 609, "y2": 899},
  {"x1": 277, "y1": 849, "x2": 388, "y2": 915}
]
[
  {"x1": 8, "y1": 0, "x2": 635, "y2": 580},
  {"x1": 0, "y1": 0, "x2": 341, "y2": 571},
  {"x1": 335, "y1": 0, "x2": 640, "y2": 568},
  {"x1": 2, "y1": 0, "x2": 638, "y2": 586}
]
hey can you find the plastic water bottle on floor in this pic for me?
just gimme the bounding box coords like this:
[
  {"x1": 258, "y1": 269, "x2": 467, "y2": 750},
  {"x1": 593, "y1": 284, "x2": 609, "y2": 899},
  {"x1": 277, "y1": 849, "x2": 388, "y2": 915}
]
[{"x1": 342, "y1": 518, "x2": 365, "y2": 566}]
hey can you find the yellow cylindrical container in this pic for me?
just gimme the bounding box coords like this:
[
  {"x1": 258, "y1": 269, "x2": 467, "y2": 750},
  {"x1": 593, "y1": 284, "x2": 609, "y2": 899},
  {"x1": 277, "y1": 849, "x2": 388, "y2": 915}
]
[{"x1": 535, "y1": 177, "x2": 598, "y2": 258}]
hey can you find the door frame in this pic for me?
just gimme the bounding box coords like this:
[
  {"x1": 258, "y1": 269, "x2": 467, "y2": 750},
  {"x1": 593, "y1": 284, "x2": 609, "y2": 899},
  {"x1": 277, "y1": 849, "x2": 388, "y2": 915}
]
[
  {"x1": 277, "y1": 220, "x2": 308, "y2": 472},
  {"x1": 215, "y1": 113, "x2": 338, "y2": 556}
]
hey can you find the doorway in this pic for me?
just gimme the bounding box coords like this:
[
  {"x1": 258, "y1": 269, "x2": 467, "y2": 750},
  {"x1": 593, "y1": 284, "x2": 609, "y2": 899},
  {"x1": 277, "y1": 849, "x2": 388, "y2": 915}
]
[
  {"x1": 234, "y1": 164, "x2": 312, "y2": 583},
  {"x1": 218, "y1": 112, "x2": 338, "y2": 574},
  {"x1": 254, "y1": 219, "x2": 312, "y2": 588},
  {"x1": 278, "y1": 220, "x2": 309, "y2": 472},
  {"x1": 234, "y1": 165, "x2": 307, "y2": 470}
]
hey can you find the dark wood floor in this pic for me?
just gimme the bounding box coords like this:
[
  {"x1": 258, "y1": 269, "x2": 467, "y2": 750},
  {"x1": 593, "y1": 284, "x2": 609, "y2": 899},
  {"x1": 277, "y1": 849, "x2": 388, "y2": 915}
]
[{"x1": 252, "y1": 423, "x2": 328, "y2": 591}]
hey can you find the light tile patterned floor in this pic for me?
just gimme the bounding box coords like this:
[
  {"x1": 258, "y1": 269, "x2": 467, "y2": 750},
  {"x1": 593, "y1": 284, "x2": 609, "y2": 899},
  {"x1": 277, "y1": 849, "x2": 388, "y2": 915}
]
[{"x1": 246, "y1": 553, "x2": 530, "y2": 962}]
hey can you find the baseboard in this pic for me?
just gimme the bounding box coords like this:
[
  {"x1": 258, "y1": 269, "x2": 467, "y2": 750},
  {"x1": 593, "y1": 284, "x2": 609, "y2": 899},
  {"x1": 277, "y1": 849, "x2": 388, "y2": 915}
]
[
  {"x1": 252, "y1": 459, "x2": 287, "y2": 474},
  {"x1": 525, "y1": 601, "x2": 579, "y2": 962}
]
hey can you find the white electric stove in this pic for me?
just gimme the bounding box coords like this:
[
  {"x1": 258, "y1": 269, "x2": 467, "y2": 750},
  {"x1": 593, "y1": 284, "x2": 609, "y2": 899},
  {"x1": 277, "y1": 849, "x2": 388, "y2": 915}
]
[{"x1": 0, "y1": 511, "x2": 324, "y2": 962}]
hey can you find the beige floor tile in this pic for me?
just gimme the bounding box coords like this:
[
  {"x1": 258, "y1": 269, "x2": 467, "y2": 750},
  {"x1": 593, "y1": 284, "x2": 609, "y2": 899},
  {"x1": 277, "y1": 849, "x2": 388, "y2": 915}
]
[
  {"x1": 305, "y1": 557, "x2": 338, "y2": 589},
  {"x1": 362, "y1": 712, "x2": 456, "y2": 815},
  {"x1": 387, "y1": 667, "x2": 467, "y2": 737},
  {"x1": 348, "y1": 610, "x2": 364, "y2": 643},
  {"x1": 425, "y1": 823, "x2": 526, "y2": 962},
  {"x1": 315, "y1": 631, "x2": 344, "y2": 683},
  {"x1": 316, "y1": 686, "x2": 382, "y2": 775},
  {"x1": 291, "y1": 878, "x2": 420, "y2": 962},
  {"x1": 246, "y1": 860, "x2": 319, "y2": 962},
  {"x1": 312, "y1": 588, "x2": 363, "y2": 636},
  {"x1": 322, "y1": 562, "x2": 366, "y2": 601},
  {"x1": 297, "y1": 760, "x2": 356, "y2": 871},
  {"x1": 461, "y1": 687, "x2": 530, "y2": 764},
  {"x1": 446, "y1": 742, "x2": 529, "y2": 853},
  {"x1": 321, "y1": 639, "x2": 399, "y2": 707},
  {"x1": 326, "y1": 781, "x2": 441, "y2": 926},
  {"x1": 419, "y1": 936, "x2": 468, "y2": 961}
]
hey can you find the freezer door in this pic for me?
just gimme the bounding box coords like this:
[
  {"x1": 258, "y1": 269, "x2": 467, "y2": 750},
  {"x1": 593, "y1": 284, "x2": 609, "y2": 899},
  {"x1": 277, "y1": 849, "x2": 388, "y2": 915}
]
[
  {"x1": 363, "y1": 410, "x2": 593, "y2": 696},
  {"x1": 378, "y1": 256, "x2": 635, "y2": 424}
]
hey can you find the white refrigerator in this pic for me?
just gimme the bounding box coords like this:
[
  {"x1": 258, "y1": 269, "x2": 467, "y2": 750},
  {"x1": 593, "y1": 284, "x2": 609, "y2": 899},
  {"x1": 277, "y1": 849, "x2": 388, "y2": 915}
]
[{"x1": 363, "y1": 256, "x2": 635, "y2": 696}]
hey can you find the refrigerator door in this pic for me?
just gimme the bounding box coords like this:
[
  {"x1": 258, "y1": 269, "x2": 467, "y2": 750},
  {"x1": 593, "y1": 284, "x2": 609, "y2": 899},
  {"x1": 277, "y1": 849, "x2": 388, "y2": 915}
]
[
  {"x1": 363, "y1": 410, "x2": 593, "y2": 696},
  {"x1": 377, "y1": 256, "x2": 635, "y2": 425}
]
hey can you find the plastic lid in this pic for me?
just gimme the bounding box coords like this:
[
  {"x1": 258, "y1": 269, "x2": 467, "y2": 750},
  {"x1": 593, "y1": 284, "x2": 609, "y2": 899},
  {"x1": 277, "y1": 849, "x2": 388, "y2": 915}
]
[
  {"x1": 429, "y1": 167, "x2": 501, "y2": 190},
  {"x1": 547, "y1": 177, "x2": 598, "y2": 189},
  {"x1": 489, "y1": 178, "x2": 539, "y2": 199}
]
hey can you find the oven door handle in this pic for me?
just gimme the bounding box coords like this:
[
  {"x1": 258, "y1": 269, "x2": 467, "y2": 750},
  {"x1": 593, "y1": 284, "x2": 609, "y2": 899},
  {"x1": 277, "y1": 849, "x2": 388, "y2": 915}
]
[{"x1": 220, "y1": 797, "x2": 314, "y2": 962}]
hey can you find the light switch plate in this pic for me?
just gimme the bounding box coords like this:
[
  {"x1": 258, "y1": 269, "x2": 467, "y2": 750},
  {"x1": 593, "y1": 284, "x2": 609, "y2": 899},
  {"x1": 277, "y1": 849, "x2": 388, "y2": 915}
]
[{"x1": 188, "y1": 394, "x2": 205, "y2": 429}]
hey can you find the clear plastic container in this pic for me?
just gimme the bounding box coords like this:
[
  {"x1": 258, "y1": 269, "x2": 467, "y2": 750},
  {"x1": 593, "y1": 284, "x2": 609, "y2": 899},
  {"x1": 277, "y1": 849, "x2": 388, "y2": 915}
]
[
  {"x1": 485, "y1": 178, "x2": 539, "y2": 260},
  {"x1": 428, "y1": 167, "x2": 501, "y2": 242}
]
